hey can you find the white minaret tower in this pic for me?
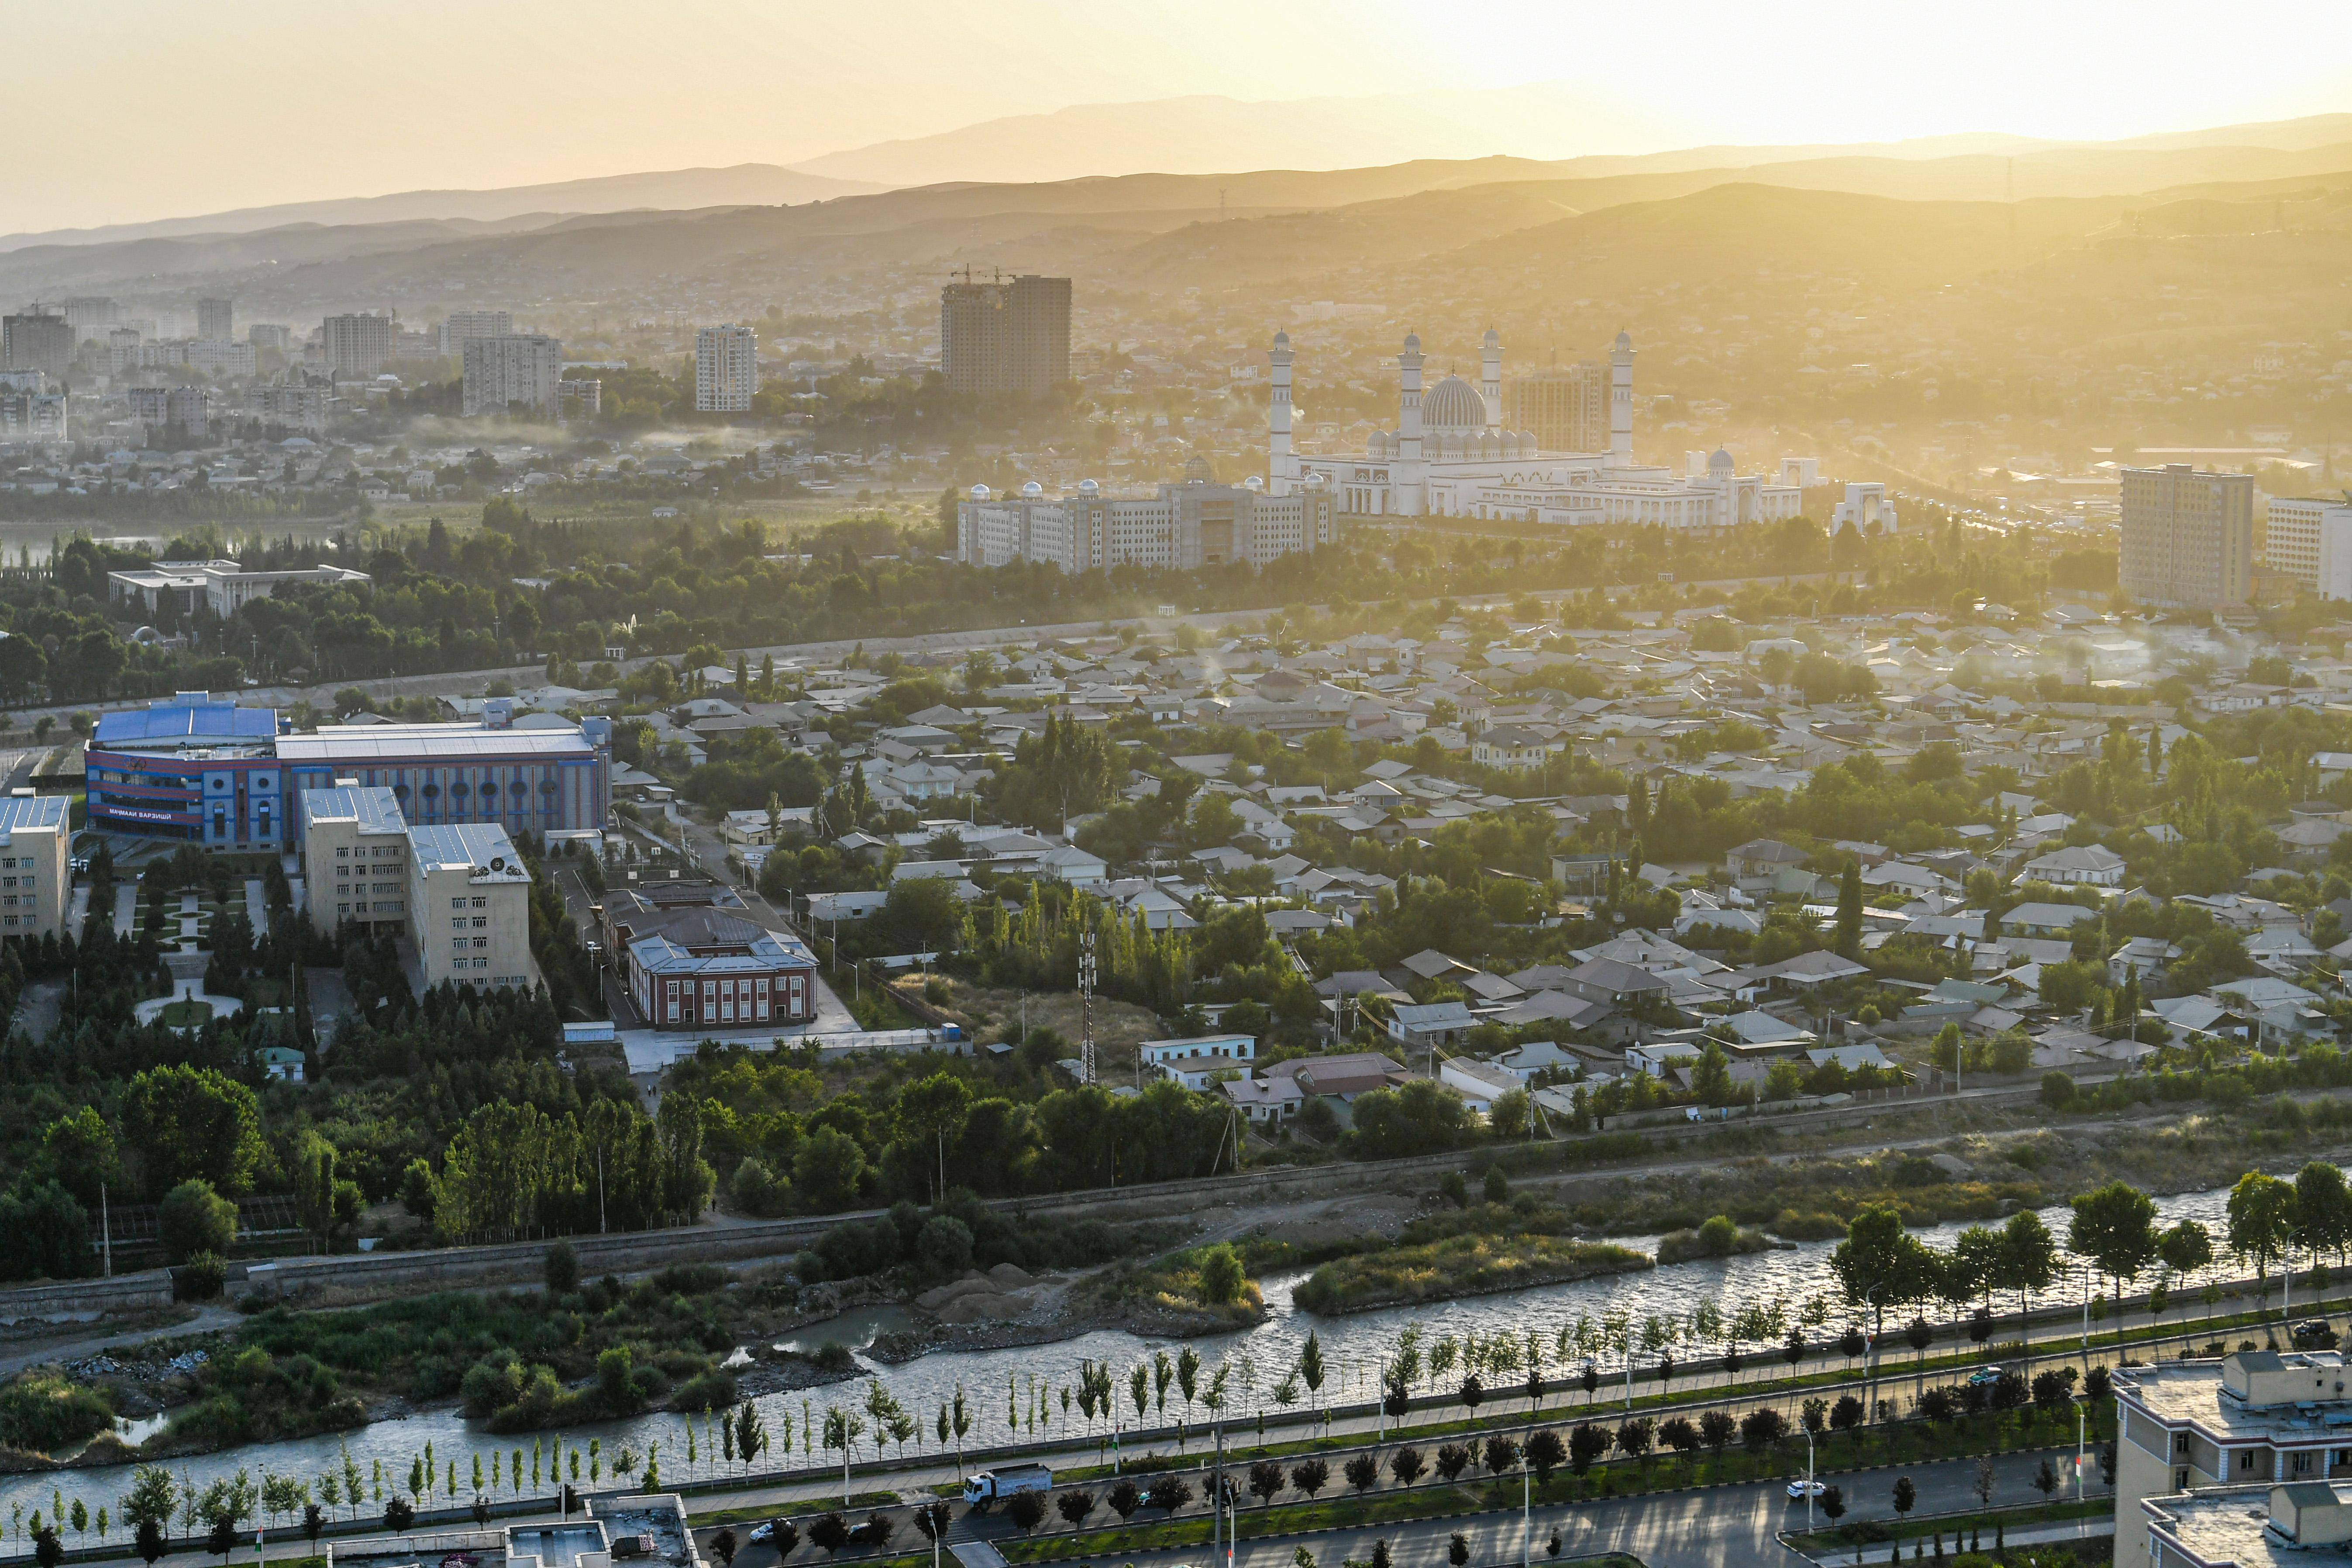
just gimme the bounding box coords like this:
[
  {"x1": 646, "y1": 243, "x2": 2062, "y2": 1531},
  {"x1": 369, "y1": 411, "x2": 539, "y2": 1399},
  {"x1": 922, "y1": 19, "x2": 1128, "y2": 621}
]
[
  {"x1": 1608, "y1": 328, "x2": 1635, "y2": 468},
  {"x1": 1397, "y1": 332, "x2": 1426, "y2": 514},
  {"x1": 1479, "y1": 326, "x2": 1502, "y2": 433},
  {"x1": 1267, "y1": 329, "x2": 1296, "y2": 494}
]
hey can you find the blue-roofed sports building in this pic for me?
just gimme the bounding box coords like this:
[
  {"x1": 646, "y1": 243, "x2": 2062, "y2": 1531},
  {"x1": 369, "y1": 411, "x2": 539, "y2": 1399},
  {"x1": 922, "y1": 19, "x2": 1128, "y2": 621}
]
[
  {"x1": 89, "y1": 695, "x2": 611, "y2": 849},
  {"x1": 86, "y1": 696, "x2": 287, "y2": 844}
]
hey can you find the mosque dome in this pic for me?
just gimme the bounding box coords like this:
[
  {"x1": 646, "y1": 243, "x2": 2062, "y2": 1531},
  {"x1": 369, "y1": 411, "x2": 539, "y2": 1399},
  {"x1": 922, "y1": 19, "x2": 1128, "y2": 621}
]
[
  {"x1": 1482, "y1": 327, "x2": 1500, "y2": 348},
  {"x1": 1421, "y1": 374, "x2": 1487, "y2": 435},
  {"x1": 1709, "y1": 447, "x2": 1734, "y2": 477},
  {"x1": 1182, "y1": 451, "x2": 1215, "y2": 485},
  {"x1": 1272, "y1": 330, "x2": 1289, "y2": 347}
]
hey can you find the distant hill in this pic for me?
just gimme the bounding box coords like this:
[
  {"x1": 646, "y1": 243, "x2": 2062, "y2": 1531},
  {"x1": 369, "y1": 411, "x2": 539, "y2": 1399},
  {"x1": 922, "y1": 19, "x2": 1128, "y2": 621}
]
[{"x1": 0, "y1": 164, "x2": 884, "y2": 253}]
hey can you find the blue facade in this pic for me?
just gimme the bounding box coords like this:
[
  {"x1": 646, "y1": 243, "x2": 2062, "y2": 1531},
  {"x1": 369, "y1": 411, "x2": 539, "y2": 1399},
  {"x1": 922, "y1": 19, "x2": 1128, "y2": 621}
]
[{"x1": 88, "y1": 702, "x2": 610, "y2": 849}]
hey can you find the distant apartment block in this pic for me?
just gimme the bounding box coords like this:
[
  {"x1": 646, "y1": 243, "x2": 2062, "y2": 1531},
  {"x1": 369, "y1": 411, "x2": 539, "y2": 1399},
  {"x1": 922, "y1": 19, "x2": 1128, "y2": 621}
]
[
  {"x1": 2, "y1": 310, "x2": 71, "y2": 376},
  {"x1": 2120, "y1": 463, "x2": 2255, "y2": 608},
  {"x1": 2263, "y1": 496, "x2": 2352, "y2": 600},
  {"x1": 940, "y1": 273, "x2": 1070, "y2": 398},
  {"x1": 462, "y1": 334, "x2": 563, "y2": 417},
  {"x1": 1505, "y1": 362, "x2": 1606, "y2": 454},
  {"x1": 694, "y1": 324, "x2": 759, "y2": 412},
  {"x1": 320, "y1": 313, "x2": 398, "y2": 377},
  {"x1": 440, "y1": 310, "x2": 513, "y2": 357},
  {"x1": 196, "y1": 298, "x2": 233, "y2": 341}
]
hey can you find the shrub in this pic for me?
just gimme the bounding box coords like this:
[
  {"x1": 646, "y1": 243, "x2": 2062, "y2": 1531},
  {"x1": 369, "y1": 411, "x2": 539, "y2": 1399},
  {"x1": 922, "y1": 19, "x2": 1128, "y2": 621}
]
[
  {"x1": 2040, "y1": 1071, "x2": 2076, "y2": 1108},
  {"x1": 1197, "y1": 1244, "x2": 1247, "y2": 1305},
  {"x1": 544, "y1": 1240, "x2": 579, "y2": 1295},
  {"x1": 730, "y1": 1160, "x2": 790, "y2": 1218},
  {"x1": 916, "y1": 1216, "x2": 975, "y2": 1277},
  {"x1": 670, "y1": 1370, "x2": 737, "y2": 1412},
  {"x1": 158, "y1": 1181, "x2": 236, "y2": 1265},
  {"x1": 174, "y1": 1253, "x2": 227, "y2": 1301},
  {"x1": 0, "y1": 1375, "x2": 113, "y2": 1451}
]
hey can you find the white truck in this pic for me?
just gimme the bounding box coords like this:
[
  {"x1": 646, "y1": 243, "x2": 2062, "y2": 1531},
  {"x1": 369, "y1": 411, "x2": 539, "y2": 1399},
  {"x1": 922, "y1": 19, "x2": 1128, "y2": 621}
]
[{"x1": 962, "y1": 1464, "x2": 1053, "y2": 1508}]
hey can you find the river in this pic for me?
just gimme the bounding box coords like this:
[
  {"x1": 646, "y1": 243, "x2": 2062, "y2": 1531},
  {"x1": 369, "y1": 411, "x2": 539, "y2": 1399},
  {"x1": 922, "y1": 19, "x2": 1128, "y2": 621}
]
[{"x1": 0, "y1": 1179, "x2": 2276, "y2": 1530}]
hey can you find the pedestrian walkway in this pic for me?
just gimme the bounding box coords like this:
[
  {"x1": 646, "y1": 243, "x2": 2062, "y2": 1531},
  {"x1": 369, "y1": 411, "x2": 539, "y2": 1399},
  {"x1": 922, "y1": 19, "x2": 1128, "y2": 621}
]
[
  {"x1": 134, "y1": 977, "x2": 244, "y2": 1030},
  {"x1": 113, "y1": 882, "x2": 136, "y2": 937},
  {"x1": 244, "y1": 878, "x2": 270, "y2": 932},
  {"x1": 948, "y1": 1542, "x2": 1007, "y2": 1568}
]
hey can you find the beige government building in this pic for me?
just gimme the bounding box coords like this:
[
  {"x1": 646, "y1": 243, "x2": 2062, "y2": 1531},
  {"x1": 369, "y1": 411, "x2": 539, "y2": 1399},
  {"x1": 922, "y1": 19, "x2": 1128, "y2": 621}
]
[
  {"x1": 300, "y1": 787, "x2": 536, "y2": 991},
  {"x1": 0, "y1": 795, "x2": 69, "y2": 939}
]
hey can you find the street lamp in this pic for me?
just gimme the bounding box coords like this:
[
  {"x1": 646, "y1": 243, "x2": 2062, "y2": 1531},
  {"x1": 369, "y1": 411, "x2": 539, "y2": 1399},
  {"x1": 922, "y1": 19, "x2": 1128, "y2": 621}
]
[{"x1": 1804, "y1": 1425, "x2": 1815, "y2": 1532}]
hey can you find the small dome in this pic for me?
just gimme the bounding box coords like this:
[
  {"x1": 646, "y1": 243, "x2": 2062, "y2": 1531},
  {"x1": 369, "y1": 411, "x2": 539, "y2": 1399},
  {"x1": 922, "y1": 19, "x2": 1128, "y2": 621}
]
[
  {"x1": 1482, "y1": 327, "x2": 1500, "y2": 348},
  {"x1": 1182, "y1": 451, "x2": 1215, "y2": 485},
  {"x1": 1077, "y1": 477, "x2": 1099, "y2": 495},
  {"x1": 968, "y1": 483, "x2": 991, "y2": 501},
  {"x1": 1020, "y1": 479, "x2": 1043, "y2": 497},
  {"x1": 1272, "y1": 330, "x2": 1289, "y2": 347},
  {"x1": 1709, "y1": 447, "x2": 1734, "y2": 476},
  {"x1": 1420, "y1": 375, "x2": 1487, "y2": 435},
  {"x1": 1303, "y1": 472, "x2": 1325, "y2": 487},
  {"x1": 1244, "y1": 475, "x2": 1264, "y2": 491},
  {"x1": 1404, "y1": 332, "x2": 1421, "y2": 351},
  {"x1": 1614, "y1": 329, "x2": 1632, "y2": 350}
]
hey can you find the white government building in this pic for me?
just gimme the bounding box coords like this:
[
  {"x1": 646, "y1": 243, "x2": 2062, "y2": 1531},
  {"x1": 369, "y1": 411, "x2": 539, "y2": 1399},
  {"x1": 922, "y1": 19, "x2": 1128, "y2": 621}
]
[
  {"x1": 1281, "y1": 328, "x2": 1811, "y2": 528},
  {"x1": 958, "y1": 326, "x2": 1886, "y2": 574}
]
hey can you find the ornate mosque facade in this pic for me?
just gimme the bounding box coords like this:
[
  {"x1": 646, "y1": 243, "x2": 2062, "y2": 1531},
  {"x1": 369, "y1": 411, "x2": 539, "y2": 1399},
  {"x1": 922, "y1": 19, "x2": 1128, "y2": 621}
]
[{"x1": 1274, "y1": 327, "x2": 1807, "y2": 531}]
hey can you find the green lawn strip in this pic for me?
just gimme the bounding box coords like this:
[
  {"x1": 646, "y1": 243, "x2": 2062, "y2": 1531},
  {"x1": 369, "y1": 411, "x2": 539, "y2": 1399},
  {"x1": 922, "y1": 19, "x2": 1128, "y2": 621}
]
[
  {"x1": 691, "y1": 1494, "x2": 905, "y2": 1527},
  {"x1": 1791, "y1": 1496, "x2": 2107, "y2": 1551},
  {"x1": 158, "y1": 999, "x2": 214, "y2": 1027},
  {"x1": 993, "y1": 1411, "x2": 2111, "y2": 1564}
]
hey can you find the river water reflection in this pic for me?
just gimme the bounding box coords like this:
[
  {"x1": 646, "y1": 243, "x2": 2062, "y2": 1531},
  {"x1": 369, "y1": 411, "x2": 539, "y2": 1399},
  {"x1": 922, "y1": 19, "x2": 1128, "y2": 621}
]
[{"x1": 0, "y1": 1179, "x2": 2261, "y2": 1526}]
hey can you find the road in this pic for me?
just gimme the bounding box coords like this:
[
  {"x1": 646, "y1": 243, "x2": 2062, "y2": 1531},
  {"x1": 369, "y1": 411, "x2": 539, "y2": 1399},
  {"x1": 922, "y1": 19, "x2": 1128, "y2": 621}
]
[
  {"x1": 83, "y1": 1442, "x2": 2104, "y2": 1568},
  {"x1": 1073, "y1": 1447, "x2": 2100, "y2": 1568}
]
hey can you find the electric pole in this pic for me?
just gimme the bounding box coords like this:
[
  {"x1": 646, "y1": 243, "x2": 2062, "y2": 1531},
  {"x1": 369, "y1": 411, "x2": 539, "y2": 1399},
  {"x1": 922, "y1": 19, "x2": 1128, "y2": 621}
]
[{"x1": 1078, "y1": 927, "x2": 1097, "y2": 1086}]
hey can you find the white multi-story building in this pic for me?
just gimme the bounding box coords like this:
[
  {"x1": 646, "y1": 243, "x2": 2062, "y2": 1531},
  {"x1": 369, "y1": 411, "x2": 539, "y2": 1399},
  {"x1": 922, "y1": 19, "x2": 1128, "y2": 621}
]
[
  {"x1": 1829, "y1": 481, "x2": 1898, "y2": 536},
  {"x1": 462, "y1": 334, "x2": 563, "y2": 417},
  {"x1": 2265, "y1": 496, "x2": 2352, "y2": 600},
  {"x1": 957, "y1": 465, "x2": 1337, "y2": 574},
  {"x1": 695, "y1": 324, "x2": 759, "y2": 412}
]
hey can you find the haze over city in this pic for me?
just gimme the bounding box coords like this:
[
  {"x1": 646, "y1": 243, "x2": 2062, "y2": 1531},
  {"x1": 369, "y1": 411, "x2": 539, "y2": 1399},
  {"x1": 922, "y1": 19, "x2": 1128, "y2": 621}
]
[{"x1": 5, "y1": 8, "x2": 2352, "y2": 1568}]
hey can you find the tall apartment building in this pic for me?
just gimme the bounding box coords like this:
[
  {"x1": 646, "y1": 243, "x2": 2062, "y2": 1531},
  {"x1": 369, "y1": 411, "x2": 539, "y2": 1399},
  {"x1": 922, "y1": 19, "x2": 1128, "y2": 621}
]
[
  {"x1": 248, "y1": 324, "x2": 293, "y2": 352},
  {"x1": 64, "y1": 297, "x2": 120, "y2": 342},
  {"x1": 694, "y1": 324, "x2": 759, "y2": 412},
  {"x1": 320, "y1": 313, "x2": 398, "y2": 377},
  {"x1": 196, "y1": 298, "x2": 233, "y2": 342},
  {"x1": 940, "y1": 273, "x2": 1070, "y2": 397},
  {"x1": 2, "y1": 311, "x2": 71, "y2": 376},
  {"x1": 440, "y1": 310, "x2": 513, "y2": 357},
  {"x1": 2263, "y1": 496, "x2": 2352, "y2": 600},
  {"x1": 1504, "y1": 362, "x2": 1606, "y2": 453},
  {"x1": 461, "y1": 334, "x2": 563, "y2": 416},
  {"x1": 2120, "y1": 463, "x2": 2256, "y2": 608}
]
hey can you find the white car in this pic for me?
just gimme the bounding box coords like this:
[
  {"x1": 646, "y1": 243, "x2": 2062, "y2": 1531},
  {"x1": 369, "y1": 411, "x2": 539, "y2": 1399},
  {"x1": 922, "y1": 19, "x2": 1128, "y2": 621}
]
[{"x1": 1787, "y1": 1479, "x2": 1826, "y2": 1500}]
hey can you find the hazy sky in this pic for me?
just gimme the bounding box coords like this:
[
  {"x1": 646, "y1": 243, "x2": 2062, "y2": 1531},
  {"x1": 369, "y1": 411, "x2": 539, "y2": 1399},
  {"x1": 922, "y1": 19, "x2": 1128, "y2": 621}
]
[{"x1": 14, "y1": 0, "x2": 2352, "y2": 231}]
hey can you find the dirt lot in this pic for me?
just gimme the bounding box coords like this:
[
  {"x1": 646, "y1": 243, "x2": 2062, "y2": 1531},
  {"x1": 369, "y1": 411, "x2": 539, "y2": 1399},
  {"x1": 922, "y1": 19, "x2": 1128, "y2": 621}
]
[{"x1": 894, "y1": 975, "x2": 1168, "y2": 1053}]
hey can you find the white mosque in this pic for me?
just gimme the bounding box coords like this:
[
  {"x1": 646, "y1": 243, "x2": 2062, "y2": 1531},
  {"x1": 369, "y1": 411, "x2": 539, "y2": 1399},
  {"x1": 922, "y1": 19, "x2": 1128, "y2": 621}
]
[{"x1": 1269, "y1": 327, "x2": 1810, "y2": 531}]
